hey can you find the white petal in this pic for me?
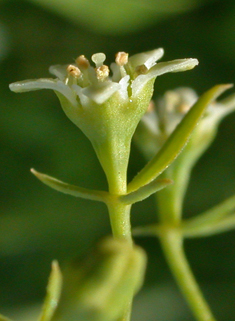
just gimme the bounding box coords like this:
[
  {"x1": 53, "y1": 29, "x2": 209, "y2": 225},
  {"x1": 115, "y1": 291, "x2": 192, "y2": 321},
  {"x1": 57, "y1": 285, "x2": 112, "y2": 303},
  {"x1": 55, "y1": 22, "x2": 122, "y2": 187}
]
[
  {"x1": 141, "y1": 111, "x2": 159, "y2": 135},
  {"x1": 129, "y1": 48, "x2": 164, "y2": 70},
  {"x1": 49, "y1": 64, "x2": 68, "y2": 80},
  {"x1": 174, "y1": 87, "x2": 198, "y2": 106},
  {"x1": 132, "y1": 58, "x2": 199, "y2": 96},
  {"x1": 150, "y1": 58, "x2": 199, "y2": 76},
  {"x1": 9, "y1": 78, "x2": 77, "y2": 106},
  {"x1": 118, "y1": 75, "x2": 130, "y2": 100},
  {"x1": 131, "y1": 74, "x2": 150, "y2": 97},
  {"x1": 74, "y1": 81, "x2": 120, "y2": 105},
  {"x1": 206, "y1": 95, "x2": 235, "y2": 122},
  {"x1": 219, "y1": 93, "x2": 235, "y2": 113},
  {"x1": 72, "y1": 85, "x2": 90, "y2": 107}
]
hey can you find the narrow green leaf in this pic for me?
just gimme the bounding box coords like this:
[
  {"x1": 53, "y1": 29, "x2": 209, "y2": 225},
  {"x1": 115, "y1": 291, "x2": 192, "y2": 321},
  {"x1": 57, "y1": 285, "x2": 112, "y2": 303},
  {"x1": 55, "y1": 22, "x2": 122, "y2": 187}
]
[
  {"x1": 31, "y1": 169, "x2": 109, "y2": 203},
  {"x1": 120, "y1": 178, "x2": 173, "y2": 204},
  {"x1": 132, "y1": 224, "x2": 161, "y2": 237},
  {"x1": 127, "y1": 84, "x2": 233, "y2": 192},
  {"x1": 183, "y1": 194, "x2": 235, "y2": 229},
  {"x1": 183, "y1": 213, "x2": 235, "y2": 238},
  {"x1": 0, "y1": 315, "x2": 12, "y2": 321},
  {"x1": 38, "y1": 261, "x2": 63, "y2": 321}
]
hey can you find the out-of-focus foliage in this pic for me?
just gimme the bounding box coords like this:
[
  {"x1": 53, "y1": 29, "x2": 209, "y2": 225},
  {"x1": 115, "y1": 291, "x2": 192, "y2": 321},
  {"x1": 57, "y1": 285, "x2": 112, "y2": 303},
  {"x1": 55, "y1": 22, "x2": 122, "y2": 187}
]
[
  {"x1": 0, "y1": 0, "x2": 235, "y2": 320},
  {"x1": 26, "y1": 0, "x2": 212, "y2": 34},
  {"x1": 51, "y1": 238, "x2": 146, "y2": 321}
]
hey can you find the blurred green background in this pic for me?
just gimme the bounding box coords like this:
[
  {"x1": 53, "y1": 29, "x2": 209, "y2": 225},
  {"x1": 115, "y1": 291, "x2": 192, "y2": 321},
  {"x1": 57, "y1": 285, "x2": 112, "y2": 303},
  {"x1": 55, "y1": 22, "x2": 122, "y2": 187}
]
[{"x1": 0, "y1": 0, "x2": 235, "y2": 320}]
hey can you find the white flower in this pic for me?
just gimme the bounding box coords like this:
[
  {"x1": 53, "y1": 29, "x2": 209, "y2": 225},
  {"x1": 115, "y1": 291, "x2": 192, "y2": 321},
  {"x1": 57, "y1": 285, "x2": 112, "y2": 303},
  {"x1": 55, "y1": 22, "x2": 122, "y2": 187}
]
[
  {"x1": 135, "y1": 87, "x2": 235, "y2": 159},
  {"x1": 9, "y1": 49, "x2": 198, "y2": 107},
  {"x1": 9, "y1": 49, "x2": 199, "y2": 192},
  {"x1": 140, "y1": 88, "x2": 198, "y2": 140}
]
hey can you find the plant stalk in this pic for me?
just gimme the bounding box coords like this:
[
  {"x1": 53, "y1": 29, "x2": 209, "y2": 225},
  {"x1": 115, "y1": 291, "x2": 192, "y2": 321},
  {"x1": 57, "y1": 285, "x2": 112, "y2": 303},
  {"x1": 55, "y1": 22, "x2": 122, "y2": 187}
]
[
  {"x1": 107, "y1": 201, "x2": 132, "y2": 244},
  {"x1": 159, "y1": 227, "x2": 216, "y2": 321},
  {"x1": 106, "y1": 201, "x2": 133, "y2": 321},
  {"x1": 105, "y1": 150, "x2": 133, "y2": 321}
]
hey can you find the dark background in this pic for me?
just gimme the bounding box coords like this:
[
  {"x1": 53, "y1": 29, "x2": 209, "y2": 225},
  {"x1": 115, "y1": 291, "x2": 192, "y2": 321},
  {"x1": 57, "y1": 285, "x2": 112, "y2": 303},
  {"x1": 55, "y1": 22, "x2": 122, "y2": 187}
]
[{"x1": 0, "y1": 0, "x2": 235, "y2": 320}]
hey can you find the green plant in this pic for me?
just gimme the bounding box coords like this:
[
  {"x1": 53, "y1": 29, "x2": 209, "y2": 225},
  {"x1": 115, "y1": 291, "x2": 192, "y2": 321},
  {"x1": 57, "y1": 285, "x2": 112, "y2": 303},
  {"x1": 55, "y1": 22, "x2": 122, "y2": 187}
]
[{"x1": 5, "y1": 49, "x2": 235, "y2": 321}]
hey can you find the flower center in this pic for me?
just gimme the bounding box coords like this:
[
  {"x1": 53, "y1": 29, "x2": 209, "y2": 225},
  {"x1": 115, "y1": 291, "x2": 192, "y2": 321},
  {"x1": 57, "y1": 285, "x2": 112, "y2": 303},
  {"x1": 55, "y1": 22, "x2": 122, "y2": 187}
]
[{"x1": 64, "y1": 52, "x2": 131, "y2": 88}]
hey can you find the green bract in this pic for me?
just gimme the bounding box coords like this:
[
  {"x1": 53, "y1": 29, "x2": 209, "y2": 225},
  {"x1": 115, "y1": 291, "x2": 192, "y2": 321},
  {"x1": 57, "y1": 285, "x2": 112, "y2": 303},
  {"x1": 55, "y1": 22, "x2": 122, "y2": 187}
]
[
  {"x1": 49, "y1": 238, "x2": 146, "y2": 321},
  {"x1": 9, "y1": 49, "x2": 198, "y2": 193}
]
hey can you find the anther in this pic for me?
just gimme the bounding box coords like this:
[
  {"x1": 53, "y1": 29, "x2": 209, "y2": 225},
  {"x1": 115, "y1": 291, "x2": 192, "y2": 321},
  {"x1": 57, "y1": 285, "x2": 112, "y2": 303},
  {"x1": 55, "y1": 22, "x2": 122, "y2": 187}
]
[
  {"x1": 115, "y1": 52, "x2": 128, "y2": 66},
  {"x1": 75, "y1": 55, "x2": 90, "y2": 69},
  {"x1": 95, "y1": 65, "x2": 110, "y2": 81},
  {"x1": 135, "y1": 64, "x2": 148, "y2": 75},
  {"x1": 147, "y1": 100, "x2": 155, "y2": 113},
  {"x1": 91, "y1": 53, "x2": 106, "y2": 68},
  {"x1": 177, "y1": 103, "x2": 191, "y2": 114},
  {"x1": 67, "y1": 65, "x2": 81, "y2": 78}
]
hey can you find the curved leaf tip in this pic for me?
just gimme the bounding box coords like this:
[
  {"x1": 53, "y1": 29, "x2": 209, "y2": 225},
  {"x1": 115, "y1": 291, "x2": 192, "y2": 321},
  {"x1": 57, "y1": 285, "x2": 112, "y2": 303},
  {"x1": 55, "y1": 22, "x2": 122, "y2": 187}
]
[
  {"x1": 127, "y1": 84, "x2": 233, "y2": 192},
  {"x1": 38, "y1": 260, "x2": 62, "y2": 321}
]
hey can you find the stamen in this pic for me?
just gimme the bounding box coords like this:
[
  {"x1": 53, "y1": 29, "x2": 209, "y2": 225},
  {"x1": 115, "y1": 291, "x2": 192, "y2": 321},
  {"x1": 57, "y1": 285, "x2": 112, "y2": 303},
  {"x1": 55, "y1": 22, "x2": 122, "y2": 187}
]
[
  {"x1": 177, "y1": 103, "x2": 191, "y2": 114},
  {"x1": 66, "y1": 65, "x2": 81, "y2": 78},
  {"x1": 147, "y1": 100, "x2": 155, "y2": 113},
  {"x1": 165, "y1": 91, "x2": 180, "y2": 112},
  {"x1": 135, "y1": 64, "x2": 148, "y2": 75},
  {"x1": 91, "y1": 53, "x2": 106, "y2": 68},
  {"x1": 75, "y1": 55, "x2": 90, "y2": 70},
  {"x1": 115, "y1": 52, "x2": 128, "y2": 66},
  {"x1": 95, "y1": 65, "x2": 110, "y2": 81}
]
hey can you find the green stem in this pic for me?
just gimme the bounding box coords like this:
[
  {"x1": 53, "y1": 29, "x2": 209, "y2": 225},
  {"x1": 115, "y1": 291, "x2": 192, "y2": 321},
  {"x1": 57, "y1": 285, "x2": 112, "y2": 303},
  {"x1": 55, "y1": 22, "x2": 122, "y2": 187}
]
[
  {"x1": 107, "y1": 201, "x2": 132, "y2": 244},
  {"x1": 106, "y1": 201, "x2": 133, "y2": 321},
  {"x1": 159, "y1": 227, "x2": 216, "y2": 321},
  {"x1": 93, "y1": 136, "x2": 131, "y2": 195},
  {"x1": 104, "y1": 143, "x2": 133, "y2": 321},
  {"x1": 156, "y1": 168, "x2": 182, "y2": 225}
]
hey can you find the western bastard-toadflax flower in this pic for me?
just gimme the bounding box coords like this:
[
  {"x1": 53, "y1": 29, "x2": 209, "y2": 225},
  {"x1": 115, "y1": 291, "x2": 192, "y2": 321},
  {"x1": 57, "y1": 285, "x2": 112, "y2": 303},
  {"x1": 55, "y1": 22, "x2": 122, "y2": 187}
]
[
  {"x1": 9, "y1": 49, "x2": 198, "y2": 193},
  {"x1": 134, "y1": 86, "x2": 235, "y2": 220},
  {"x1": 135, "y1": 87, "x2": 235, "y2": 159}
]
